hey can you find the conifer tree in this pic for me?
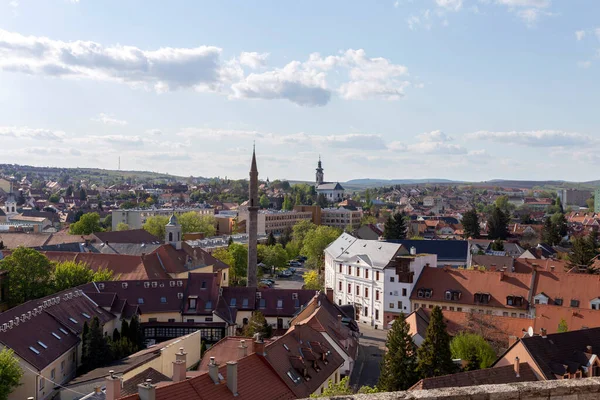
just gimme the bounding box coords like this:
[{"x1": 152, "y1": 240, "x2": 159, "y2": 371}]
[
  {"x1": 378, "y1": 313, "x2": 418, "y2": 391},
  {"x1": 267, "y1": 231, "x2": 277, "y2": 246},
  {"x1": 462, "y1": 209, "x2": 480, "y2": 239},
  {"x1": 383, "y1": 212, "x2": 407, "y2": 240},
  {"x1": 417, "y1": 306, "x2": 455, "y2": 378},
  {"x1": 83, "y1": 317, "x2": 110, "y2": 371}
]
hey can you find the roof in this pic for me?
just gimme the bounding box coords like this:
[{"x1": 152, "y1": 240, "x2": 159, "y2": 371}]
[
  {"x1": 119, "y1": 353, "x2": 295, "y2": 400},
  {"x1": 325, "y1": 233, "x2": 404, "y2": 269},
  {"x1": 515, "y1": 327, "x2": 600, "y2": 379},
  {"x1": 121, "y1": 368, "x2": 172, "y2": 396},
  {"x1": 389, "y1": 239, "x2": 469, "y2": 262},
  {"x1": 410, "y1": 266, "x2": 533, "y2": 310},
  {"x1": 406, "y1": 308, "x2": 430, "y2": 339},
  {"x1": 471, "y1": 255, "x2": 514, "y2": 271},
  {"x1": 198, "y1": 336, "x2": 258, "y2": 373},
  {"x1": 0, "y1": 232, "x2": 52, "y2": 249},
  {"x1": 514, "y1": 258, "x2": 569, "y2": 274},
  {"x1": 255, "y1": 289, "x2": 317, "y2": 317},
  {"x1": 534, "y1": 304, "x2": 600, "y2": 334},
  {"x1": 316, "y1": 182, "x2": 344, "y2": 191},
  {"x1": 410, "y1": 363, "x2": 537, "y2": 390},
  {"x1": 533, "y1": 270, "x2": 600, "y2": 309},
  {"x1": 93, "y1": 229, "x2": 161, "y2": 244}
]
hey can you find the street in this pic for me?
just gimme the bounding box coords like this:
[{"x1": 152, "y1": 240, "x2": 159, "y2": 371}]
[
  {"x1": 350, "y1": 324, "x2": 387, "y2": 390},
  {"x1": 264, "y1": 267, "x2": 306, "y2": 290}
]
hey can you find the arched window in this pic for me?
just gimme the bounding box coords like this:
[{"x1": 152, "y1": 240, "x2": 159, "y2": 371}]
[
  {"x1": 177, "y1": 232, "x2": 180, "y2": 241},
  {"x1": 169, "y1": 232, "x2": 173, "y2": 242}
]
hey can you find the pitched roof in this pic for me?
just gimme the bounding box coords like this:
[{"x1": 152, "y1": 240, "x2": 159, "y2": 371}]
[
  {"x1": 256, "y1": 289, "x2": 317, "y2": 317},
  {"x1": 390, "y1": 239, "x2": 469, "y2": 262},
  {"x1": 513, "y1": 258, "x2": 569, "y2": 274},
  {"x1": 411, "y1": 266, "x2": 533, "y2": 310},
  {"x1": 0, "y1": 232, "x2": 52, "y2": 249},
  {"x1": 410, "y1": 363, "x2": 537, "y2": 390},
  {"x1": 316, "y1": 182, "x2": 344, "y2": 191},
  {"x1": 198, "y1": 336, "x2": 259, "y2": 373},
  {"x1": 471, "y1": 255, "x2": 515, "y2": 271},
  {"x1": 121, "y1": 367, "x2": 172, "y2": 395},
  {"x1": 93, "y1": 230, "x2": 161, "y2": 244},
  {"x1": 325, "y1": 233, "x2": 404, "y2": 269},
  {"x1": 534, "y1": 304, "x2": 600, "y2": 334},
  {"x1": 533, "y1": 270, "x2": 600, "y2": 309}
]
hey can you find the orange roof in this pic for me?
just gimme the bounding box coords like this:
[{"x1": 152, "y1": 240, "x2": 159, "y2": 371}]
[
  {"x1": 533, "y1": 271, "x2": 600, "y2": 309},
  {"x1": 513, "y1": 258, "x2": 569, "y2": 273},
  {"x1": 411, "y1": 266, "x2": 533, "y2": 310},
  {"x1": 533, "y1": 304, "x2": 600, "y2": 334},
  {"x1": 198, "y1": 336, "x2": 259, "y2": 372}
]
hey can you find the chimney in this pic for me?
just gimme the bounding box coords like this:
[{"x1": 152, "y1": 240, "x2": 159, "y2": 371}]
[
  {"x1": 226, "y1": 361, "x2": 239, "y2": 396},
  {"x1": 238, "y1": 340, "x2": 248, "y2": 359},
  {"x1": 540, "y1": 328, "x2": 547, "y2": 338},
  {"x1": 105, "y1": 370, "x2": 121, "y2": 400},
  {"x1": 172, "y1": 348, "x2": 187, "y2": 382},
  {"x1": 337, "y1": 314, "x2": 342, "y2": 326},
  {"x1": 208, "y1": 357, "x2": 220, "y2": 384},
  {"x1": 586, "y1": 345, "x2": 593, "y2": 354},
  {"x1": 326, "y1": 288, "x2": 334, "y2": 303},
  {"x1": 514, "y1": 357, "x2": 520, "y2": 378},
  {"x1": 254, "y1": 338, "x2": 266, "y2": 356},
  {"x1": 499, "y1": 271, "x2": 504, "y2": 281},
  {"x1": 137, "y1": 379, "x2": 156, "y2": 400}
]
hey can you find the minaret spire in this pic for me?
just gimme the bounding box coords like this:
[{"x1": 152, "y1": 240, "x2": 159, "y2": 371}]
[{"x1": 247, "y1": 145, "x2": 259, "y2": 288}]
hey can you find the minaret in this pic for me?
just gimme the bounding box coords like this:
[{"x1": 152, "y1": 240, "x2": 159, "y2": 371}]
[
  {"x1": 316, "y1": 156, "x2": 324, "y2": 186},
  {"x1": 247, "y1": 146, "x2": 259, "y2": 288}
]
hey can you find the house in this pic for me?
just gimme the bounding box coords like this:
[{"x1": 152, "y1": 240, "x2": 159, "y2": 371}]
[
  {"x1": 354, "y1": 224, "x2": 383, "y2": 240},
  {"x1": 390, "y1": 239, "x2": 471, "y2": 267},
  {"x1": 470, "y1": 254, "x2": 515, "y2": 271},
  {"x1": 423, "y1": 196, "x2": 435, "y2": 207},
  {"x1": 531, "y1": 270, "x2": 600, "y2": 311},
  {"x1": 495, "y1": 327, "x2": 600, "y2": 380}
]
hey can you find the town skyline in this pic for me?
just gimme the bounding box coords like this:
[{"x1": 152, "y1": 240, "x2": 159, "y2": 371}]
[{"x1": 1, "y1": 1, "x2": 599, "y2": 181}]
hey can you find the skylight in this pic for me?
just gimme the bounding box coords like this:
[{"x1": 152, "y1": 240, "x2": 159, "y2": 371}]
[
  {"x1": 69, "y1": 318, "x2": 78, "y2": 324},
  {"x1": 37, "y1": 341, "x2": 48, "y2": 349},
  {"x1": 81, "y1": 313, "x2": 91, "y2": 319},
  {"x1": 205, "y1": 301, "x2": 212, "y2": 309},
  {"x1": 283, "y1": 344, "x2": 290, "y2": 351},
  {"x1": 52, "y1": 332, "x2": 62, "y2": 340},
  {"x1": 29, "y1": 346, "x2": 40, "y2": 355},
  {"x1": 59, "y1": 328, "x2": 68, "y2": 335},
  {"x1": 230, "y1": 298, "x2": 237, "y2": 306},
  {"x1": 138, "y1": 298, "x2": 144, "y2": 304},
  {"x1": 160, "y1": 297, "x2": 167, "y2": 303}
]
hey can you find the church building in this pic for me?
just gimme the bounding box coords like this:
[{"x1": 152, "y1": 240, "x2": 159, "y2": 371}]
[{"x1": 315, "y1": 157, "x2": 345, "y2": 203}]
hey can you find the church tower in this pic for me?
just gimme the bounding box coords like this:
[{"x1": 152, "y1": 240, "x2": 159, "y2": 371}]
[
  {"x1": 316, "y1": 156, "x2": 324, "y2": 186},
  {"x1": 3, "y1": 180, "x2": 17, "y2": 221},
  {"x1": 165, "y1": 214, "x2": 182, "y2": 250},
  {"x1": 247, "y1": 146, "x2": 259, "y2": 288}
]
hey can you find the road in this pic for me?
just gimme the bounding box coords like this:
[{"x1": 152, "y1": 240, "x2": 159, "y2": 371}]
[
  {"x1": 264, "y1": 267, "x2": 306, "y2": 290},
  {"x1": 350, "y1": 324, "x2": 387, "y2": 390}
]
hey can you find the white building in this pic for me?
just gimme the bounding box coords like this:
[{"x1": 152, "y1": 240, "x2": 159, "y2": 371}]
[
  {"x1": 321, "y1": 207, "x2": 363, "y2": 230},
  {"x1": 314, "y1": 158, "x2": 345, "y2": 203},
  {"x1": 111, "y1": 206, "x2": 214, "y2": 231},
  {"x1": 324, "y1": 233, "x2": 437, "y2": 330}
]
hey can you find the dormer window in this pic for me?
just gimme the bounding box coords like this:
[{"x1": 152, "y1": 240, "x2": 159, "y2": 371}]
[
  {"x1": 506, "y1": 295, "x2": 524, "y2": 307},
  {"x1": 277, "y1": 299, "x2": 283, "y2": 309},
  {"x1": 445, "y1": 290, "x2": 461, "y2": 301},
  {"x1": 242, "y1": 298, "x2": 249, "y2": 307},
  {"x1": 555, "y1": 298, "x2": 563, "y2": 306},
  {"x1": 571, "y1": 299, "x2": 580, "y2": 308},
  {"x1": 424, "y1": 289, "x2": 432, "y2": 298},
  {"x1": 417, "y1": 289, "x2": 424, "y2": 298},
  {"x1": 189, "y1": 298, "x2": 197, "y2": 310},
  {"x1": 230, "y1": 298, "x2": 237, "y2": 307},
  {"x1": 259, "y1": 299, "x2": 266, "y2": 308},
  {"x1": 475, "y1": 292, "x2": 490, "y2": 304}
]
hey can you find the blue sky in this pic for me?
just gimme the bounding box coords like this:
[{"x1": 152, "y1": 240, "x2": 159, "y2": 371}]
[{"x1": 0, "y1": 0, "x2": 599, "y2": 182}]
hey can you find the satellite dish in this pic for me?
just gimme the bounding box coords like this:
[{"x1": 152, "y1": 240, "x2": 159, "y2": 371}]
[{"x1": 527, "y1": 326, "x2": 534, "y2": 337}]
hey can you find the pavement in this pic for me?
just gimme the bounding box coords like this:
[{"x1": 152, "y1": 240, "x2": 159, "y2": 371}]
[
  {"x1": 263, "y1": 267, "x2": 306, "y2": 290},
  {"x1": 350, "y1": 324, "x2": 388, "y2": 390}
]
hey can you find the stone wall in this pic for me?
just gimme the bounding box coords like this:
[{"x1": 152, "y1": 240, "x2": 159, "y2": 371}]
[{"x1": 311, "y1": 377, "x2": 600, "y2": 399}]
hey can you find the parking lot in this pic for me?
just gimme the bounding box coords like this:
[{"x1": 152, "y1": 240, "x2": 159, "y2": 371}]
[{"x1": 260, "y1": 266, "x2": 306, "y2": 290}]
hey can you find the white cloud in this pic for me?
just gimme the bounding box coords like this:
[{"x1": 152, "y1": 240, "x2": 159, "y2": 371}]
[
  {"x1": 91, "y1": 113, "x2": 127, "y2": 126},
  {"x1": 416, "y1": 130, "x2": 453, "y2": 142},
  {"x1": 239, "y1": 52, "x2": 269, "y2": 69},
  {"x1": 436, "y1": 0, "x2": 463, "y2": 11},
  {"x1": 577, "y1": 61, "x2": 592, "y2": 69},
  {"x1": 576, "y1": 30, "x2": 586, "y2": 41},
  {"x1": 466, "y1": 130, "x2": 595, "y2": 147},
  {"x1": 388, "y1": 130, "x2": 467, "y2": 154},
  {"x1": 145, "y1": 129, "x2": 162, "y2": 135},
  {"x1": 0, "y1": 126, "x2": 66, "y2": 141}
]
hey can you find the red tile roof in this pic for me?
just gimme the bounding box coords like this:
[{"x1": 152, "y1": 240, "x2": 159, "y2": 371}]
[
  {"x1": 198, "y1": 336, "x2": 259, "y2": 373},
  {"x1": 513, "y1": 258, "x2": 569, "y2": 274},
  {"x1": 533, "y1": 270, "x2": 600, "y2": 309},
  {"x1": 534, "y1": 304, "x2": 600, "y2": 334}
]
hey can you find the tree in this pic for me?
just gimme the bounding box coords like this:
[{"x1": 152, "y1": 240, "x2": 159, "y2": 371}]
[
  {"x1": 295, "y1": 193, "x2": 302, "y2": 206},
  {"x1": 282, "y1": 195, "x2": 293, "y2": 211},
  {"x1": 126, "y1": 315, "x2": 145, "y2": 350},
  {"x1": 267, "y1": 231, "x2": 277, "y2": 246},
  {"x1": 301, "y1": 226, "x2": 341, "y2": 269},
  {"x1": 450, "y1": 333, "x2": 496, "y2": 370},
  {"x1": 109, "y1": 337, "x2": 137, "y2": 361},
  {"x1": 53, "y1": 261, "x2": 94, "y2": 291},
  {"x1": 551, "y1": 212, "x2": 568, "y2": 238},
  {"x1": 79, "y1": 188, "x2": 87, "y2": 201},
  {"x1": 259, "y1": 194, "x2": 270, "y2": 209},
  {"x1": 0, "y1": 247, "x2": 53, "y2": 306},
  {"x1": 417, "y1": 306, "x2": 455, "y2": 378},
  {"x1": 49, "y1": 193, "x2": 60, "y2": 203},
  {"x1": 303, "y1": 270, "x2": 322, "y2": 290},
  {"x1": 462, "y1": 209, "x2": 480, "y2": 239},
  {"x1": 487, "y1": 207, "x2": 509, "y2": 240},
  {"x1": 93, "y1": 267, "x2": 115, "y2": 282},
  {"x1": 494, "y1": 195, "x2": 514, "y2": 214},
  {"x1": 383, "y1": 212, "x2": 407, "y2": 240},
  {"x1": 317, "y1": 193, "x2": 328, "y2": 208},
  {"x1": 243, "y1": 311, "x2": 272, "y2": 339},
  {"x1": 66, "y1": 185, "x2": 73, "y2": 197},
  {"x1": 360, "y1": 214, "x2": 377, "y2": 227},
  {"x1": 378, "y1": 313, "x2": 418, "y2": 391},
  {"x1": 0, "y1": 348, "x2": 23, "y2": 400},
  {"x1": 81, "y1": 321, "x2": 89, "y2": 362},
  {"x1": 364, "y1": 189, "x2": 373, "y2": 210},
  {"x1": 262, "y1": 244, "x2": 288, "y2": 270},
  {"x1": 586, "y1": 196, "x2": 595, "y2": 210},
  {"x1": 178, "y1": 212, "x2": 216, "y2": 236},
  {"x1": 83, "y1": 316, "x2": 110, "y2": 371},
  {"x1": 142, "y1": 215, "x2": 170, "y2": 238},
  {"x1": 570, "y1": 233, "x2": 598, "y2": 270},
  {"x1": 292, "y1": 220, "x2": 317, "y2": 246},
  {"x1": 542, "y1": 217, "x2": 559, "y2": 245},
  {"x1": 116, "y1": 222, "x2": 130, "y2": 231},
  {"x1": 69, "y1": 212, "x2": 102, "y2": 235},
  {"x1": 310, "y1": 376, "x2": 352, "y2": 397},
  {"x1": 491, "y1": 239, "x2": 504, "y2": 251},
  {"x1": 558, "y1": 318, "x2": 569, "y2": 333},
  {"x1": 112, "y1": 328, "x2": 121, "y2": 342},
  {"x1": 102, "y1": 214, "x2": 112, "y2": 231}
]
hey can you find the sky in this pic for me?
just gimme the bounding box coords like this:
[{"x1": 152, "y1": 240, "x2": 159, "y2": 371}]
[{"x1": 0, "y1": 0, "x2": 599, "y2": 183}]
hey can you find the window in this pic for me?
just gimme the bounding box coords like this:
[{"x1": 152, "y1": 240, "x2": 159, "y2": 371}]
[
  {"x1": 365, "y1": 288, "x2": 369, "y2": 298},
  {"x1": 160, "y1": 297, "x2": 167, "y2": 303},
  {"x1": 189, "y1": 298, "x2": 197, "y2": 310},
  {"x1": 187, "y1": 319, "x2": 195, "y2": 323},
  {"x1": 402, "y1": 288, "x2": 407, "y2": 297},
  {"x1": 449, "y1": 307, "x2": 455, "y2": 311},
  {"x1": 555, "y1": 298, "x2": 563, "y2": 306},
  {"x1": 503, "y1": 312, "x2": 509, "y2": 316},
  {"x1": 442, "y1": 306, "x2": 447, "y2": 310},
  {"x1": 149, "y1": 318, "x2": 157, "y2": 322},
  {"x1": 347, "y1": 266, "x2": 352, "y2": 275},
  {"x1": 339, "y1": 264, "x2": 342, "y2": 273},
  {"x1": 201, "y1": 281, "x2": 207, "y2": 289},
  {"x1": 511, "y1": 312, "x2": 517, "y2": 317},
  {"x1": 390, "y1": 277, "x2": 395, "y2": 282},
  {"x1": 339, "y1": 281, "x2": 342, "y2": 291},
  {"x1": 277, "y1": 299, "x2": 283, "y2": 308},
  {"x1": 230, "y1": 298, "x2": 237, "y2": 307},
  {"x1": 206, "y1": 317, "x2": 213, "y2": 322},
  {"x1": 593, "y1": 303, "x2": 600, "y2": 310},
  {"x1": 205, "y1": 301, "x2": 212, "y2": 309},
  {"x1": 375, "y1": 309, "x2": 379, "y2": 319},
  {"x1": 375, "y1": 290, "x2": 379, "y2": 301},
  {"x1": 51, "y1": 368, "x2": 55, "y2": 380},
  {"x1": 376, "y1": 271, "x2": 380, "y2": 281},
  {"x1": 389, "y1": 303, "x2": 394, "y2": 309},
  {"x1": 535, "y1": 299, "x2": 540, "y2": 304},
  {"x1": 259, "y1": 299, "x2": 266, "y2": 308},
  {"x1": 571, "y1": 299, "x2": 580, "y2": 307},
  {"x1": 365, "y1": 269, "x2": 369, "y2": 279},
  {"x1": 356, "y1": 285, "x2": 359, "y2": 295},
  {"x1": 356, "y1": 267, "x2": 360, "y2": 277},
  {"x1": 168, "y1": 318, "x2": 176, "y2": 322},
  {"x1": 348, "y1": 284, "x2": 351, "y2": 294},
  {"x1": 418, "y1": 289, "x2": 424, "y2": 298},
  {"x1": 486, "y1": 310, "x2": 493, "y2": 315},
  {"x1": 138, "y1": 298, "x2": 144, "y2": 304},
  {"x1": 364, "y1": 308, "x2": 368, "y2": 317},
  {"x1": 338, "y1": 299, "x2": 342, "y2": 305},
  {"x1": 37, "y1": 341, "x2": 47, "y2": 349},
  {"x1": 40, "y1": 377, "x2": 45, "y2": 390},
  {"x1": 397, "y1": 301, "x2": 403, "y2": 310},
  {"x1": 242, "y1": 298, "x2": 249, "y2": 307},
  {"x1": 52, "y1": 332, "x2": 61, "y2": 340},
  {"x1": 457, "y1": 307, "x2": 462, "y2": 312},
  {"x1": 519, "y1": 313, "x2": 525, "y2": 318}
]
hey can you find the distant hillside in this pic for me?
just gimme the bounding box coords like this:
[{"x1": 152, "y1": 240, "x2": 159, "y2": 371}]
[{"x1": 344, "y1": 178, "x2": 462, "y2": 187}]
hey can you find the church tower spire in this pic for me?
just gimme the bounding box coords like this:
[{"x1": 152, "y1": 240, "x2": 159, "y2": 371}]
[
  {"x1": 316, "y1": 155, "x2": 324, "y2": 186},
  {"x1": 247, "y1": 145, "x2": 259, "y2": 288}
]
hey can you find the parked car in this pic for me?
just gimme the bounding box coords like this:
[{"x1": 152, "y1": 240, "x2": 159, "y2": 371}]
[
  {"x1": 278, "y1": 270, "x2": 293, "y2": 278},
  {"x1": 288, "y1": 267, "x2": 296, "y2": 274},
  {"x1": 288, "y1": 260, "x2": 301, "y2": 267},
  {"x1": 260, "y1": 279, "x2": 274, "y2": 287}
]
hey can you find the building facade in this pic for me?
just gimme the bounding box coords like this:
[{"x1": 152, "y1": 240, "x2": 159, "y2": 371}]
[
  {"x1": 321, "y1": 207, "x2": 363, "y2": 230},
  {"x1": 238, "y1": 209, "x2": 313, "y2": 236},
  {"x1": 111, "y1": 207, "x2": 214, "y2": 231}
]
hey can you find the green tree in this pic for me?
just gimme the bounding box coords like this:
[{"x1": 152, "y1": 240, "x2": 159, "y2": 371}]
[
  {"x1": 542, "y1": 217, "x2": 560, "y2": 245},
  {"x1": 303, "y1": 270, "x2": 322, "y2": 290},
  {"x1": 213, "y1": 247, "x2": 235, "y2": 269},
  {"x1": 83, "y1": 316, "x2": 110, "y2": 371},
  {"x1": 487, "y1": 206, "x2": 509, "y2": 240},
  {"x1": 310, "y1": 376, "x2": 352, "y2": 397},
  {"x1": 243, "y1": 311, "x2": 272, "y2": 339},
  {"x1": 266, "y1": 231, "x2": 277, "y2": 246},
  {"x1": 551, "y1": 212, "x2": 568, "y2": 238},
  {"x1": 66, "y1": 185, "x2": 73, "y2": 197},
  {"x1": 0, "y1": 348, "x2": 23, "y2": 400},
  {"x1": 109, "y1": 337, "x2": 137, "y2": 360},
  {"x1": 259, "y1": 194, "x2": 270, "y2": 209},
  {"x1": 53, "y1": 261, "x2": 95, "y2": 291},
  {"x1": 69, "y1": 212, "x2": 103, "y2": 234},
  {"x1": 295, "y1": 193, "x2": 302, "y2": 206},
  {"x1": 79, "y1": 188, "x2": 87, "y2": 201},
  {"x1": 112, "y1": 328, "x2": 121, "y2": 342},
  {"x1": 494, "y1": 195, "x2": 514, "y2": 214},
  {"x1": 229, "y1": 243, "x2": 249, "y2": 281},
  {"x1": 450, "y1": 333, "x2": 496, "y2": 370},
  {"x1": 378, "y1": 313, "x2": 419, "y2": 391},
  {"x1": 93, "y1": 267, "x2": 115, "y2": 282},
  {"x1": 301, "y1": 226, "x2": 341, "y2": 269},
  {"x1": 462, "y1": 209, "x2": 480, "y2": 239},
  {"x1": 178, "y1": 212, "x2": 216, "y2": 236},
  {"x1": 360, "y1": 214, "x2": 377, "y2": 227},
  {"x1": 142, "y1": 215, "x2": 170, "y2": 238},
  {"x1": 364, "y1": 189, "x2": 373, "y2": 210},
  {"x1": 417, "y1": 306, "x2": 455, "y2": 378},
  {"x1": 557, "y1": 318, "x2": 569, "y2": 333},
  {"x1": 491, "y1": 239, "x2": 504, "y2": 251},
  {"x1": 586, "y1": 196, "x2": 595, "y2": 210},
  {"x1": 282, "y1": 195, "x2": 293, "y2": 211},
  {"x1": 570, "y1": 233, "x2": 598, "y2": 270},
  {"x1": 49, "y1": 193, "x2": 60, "y2": 203},
  {"x1": 383, "y1": 212, "x2": 407, "y2": 240},
  {"x1": 262, "y1": 243, "x2": 288, "y2": 270},
  {"x1": 0, "y1": 247, "x2": 53, "y2": 306},
  {"x1": 126, "y1": 315, "x2": 144, "y2": 350},
  {"x1": 317, "y1": 193, "x2": 328, "y2": 208},
  {"x1": 292, "y1": 220, "x2": 317, "y2": 246},
  {"x1": 116, "y1": 222, "x2": 130, "y2": 231},
  {"x1": 81, "y1": 321, "x2": 89, "y2": 362}
]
